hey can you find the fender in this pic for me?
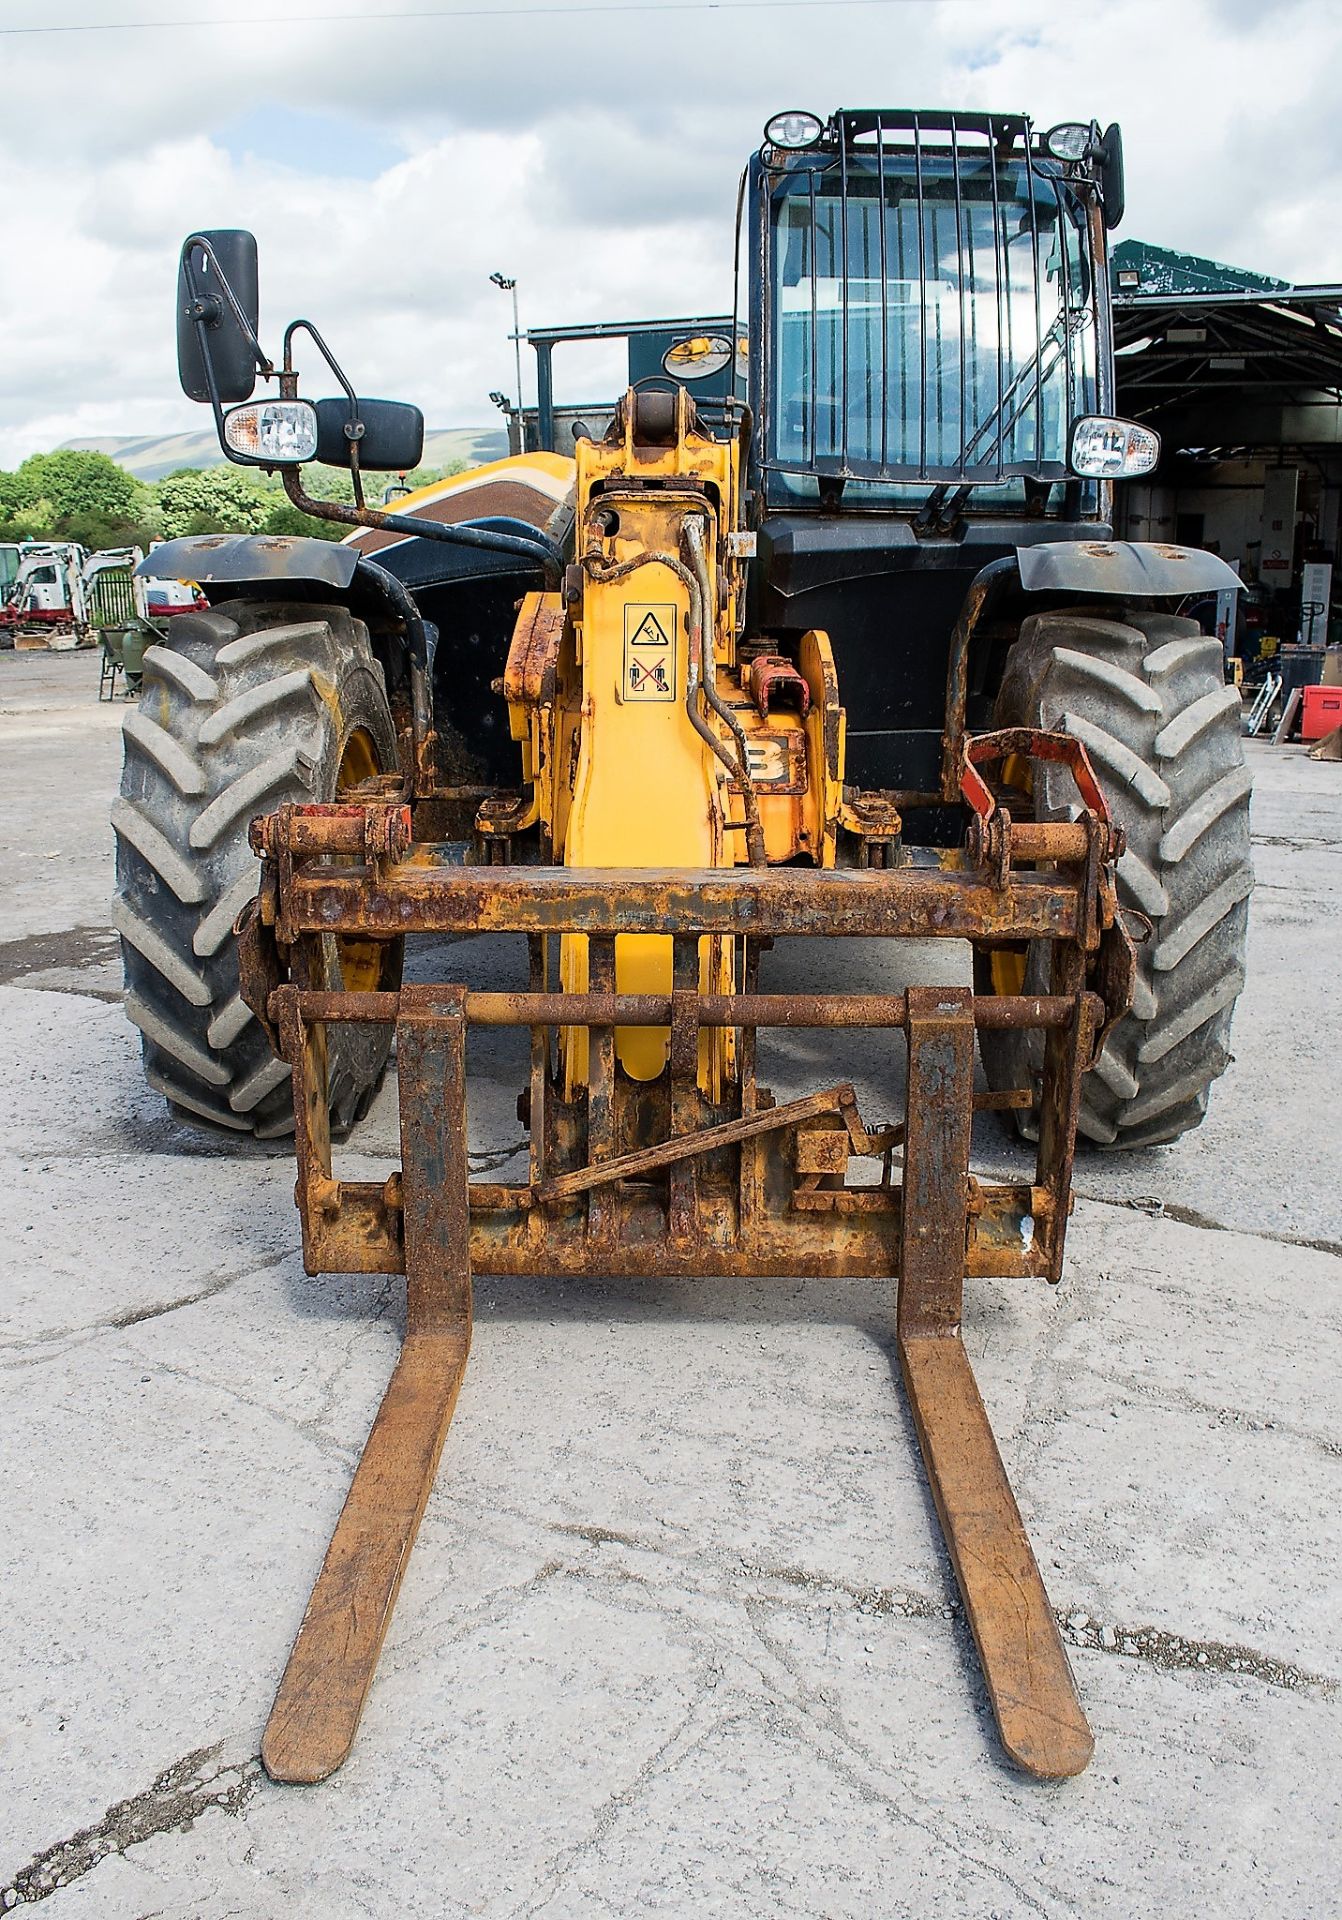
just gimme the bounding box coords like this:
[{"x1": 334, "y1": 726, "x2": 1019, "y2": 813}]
[
  {"x1": 1015, "y1": 539, "x2": 1244, "y2": 599},
  {"x1": 136, "y1": 533, "x2": 358, "y2": 593},
  {"x1": 939, "y1": 539, "x2": 1241, "y2": 803},
  {"x1": 137, "y1": 534, "x2": 435, "y2": 765}
]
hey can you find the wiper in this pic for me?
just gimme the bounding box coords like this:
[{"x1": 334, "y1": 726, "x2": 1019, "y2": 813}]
[
  {"x1": 913, "y1": 482, "x2": 976, "y2": 537},
  {"x1": 955, "y1": 310, "x2": 1070, "y2": 477},
  {"x1": 913, "y1": 484, "x2": 949, "y2": 533},
  {"x1": 914, "y1": 310, "x2": 1072, "y2": 532}
]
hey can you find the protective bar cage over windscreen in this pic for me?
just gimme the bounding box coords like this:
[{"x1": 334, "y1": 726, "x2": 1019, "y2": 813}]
[{"x1": 750, "y1": 111, "x2": 1114, "y2": 497}]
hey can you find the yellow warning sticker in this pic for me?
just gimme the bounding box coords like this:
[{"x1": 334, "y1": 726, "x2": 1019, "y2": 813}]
[{"x1": 622, "y1": 604, "x2": 677, "y2": 702}]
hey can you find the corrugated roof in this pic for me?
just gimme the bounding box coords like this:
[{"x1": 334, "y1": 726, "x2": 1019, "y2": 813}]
[
  {"x1": 1110, "y1": 239, "x2": 1290, "y2": 297},
  {"x1": 1112, "y1": 275, "x2": 1342, "y2": 443}
]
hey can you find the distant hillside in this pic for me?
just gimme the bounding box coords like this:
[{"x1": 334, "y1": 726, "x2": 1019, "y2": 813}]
[{"x1": 60, "y1": 426, "x2": 509, "y2": 481}]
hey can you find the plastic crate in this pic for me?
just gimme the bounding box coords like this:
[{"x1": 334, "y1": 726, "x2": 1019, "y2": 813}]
[{"x1": 1302, "y1": 684, "x2": 1342, "y2": 742}]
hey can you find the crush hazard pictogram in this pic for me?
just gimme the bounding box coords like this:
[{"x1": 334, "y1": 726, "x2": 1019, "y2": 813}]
[
  {"x1": 622, "y1": 604, "x2": 676, "y2": 702},
  {"x1": 629, "y1": 656, "x2": 670, "y2": 695}
]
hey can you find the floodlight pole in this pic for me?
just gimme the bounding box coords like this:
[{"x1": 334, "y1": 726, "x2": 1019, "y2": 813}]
[{"x1": 490, "y1": 272, "x2": 524, "y2": 426}]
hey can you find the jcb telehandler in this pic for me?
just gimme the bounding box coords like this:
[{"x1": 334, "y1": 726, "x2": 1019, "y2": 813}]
[{"x1": 115, "y1": 108, "x2": 1252, "y2": 1784}]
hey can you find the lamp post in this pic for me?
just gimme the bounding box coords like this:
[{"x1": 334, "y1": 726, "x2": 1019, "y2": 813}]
[
  {"x1": 487, "y1": 388, "x2": 514, "y2": 455},
  {"x1": 489, "y1": 272, "x2": 524, "y2": 442}
]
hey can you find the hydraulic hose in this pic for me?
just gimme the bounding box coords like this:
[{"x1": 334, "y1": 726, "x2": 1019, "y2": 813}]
[
  {"x1": 353, "y1": 555, "x2": 437, "y2": 757},
  {"x1": 581, "y1": 518, "x2": 766, "y2": 865},
  {"x1": 682, "y1": 517, "x2": 766, "y2": 865},
  {"x1": 282, "y1": 468, "x2": 563, "y2": 584}
]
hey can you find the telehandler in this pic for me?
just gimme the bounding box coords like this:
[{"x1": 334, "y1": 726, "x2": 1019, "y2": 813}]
[{"x1": 115, "y1": 108, "x2": 1251, "y2": 1784}]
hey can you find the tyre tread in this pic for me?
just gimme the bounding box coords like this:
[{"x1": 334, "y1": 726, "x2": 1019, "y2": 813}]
[
  {"x1": 981, "y1": 602, "x2": 1252, "y2": 1149},
  {"x1": 114, "y1": 600, "x2": 398, "y2": 1137}
]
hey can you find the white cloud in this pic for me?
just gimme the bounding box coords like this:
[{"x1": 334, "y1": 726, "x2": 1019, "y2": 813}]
[{"x1": 1, "y1": 0, "x2": 1340, "y2": 463}]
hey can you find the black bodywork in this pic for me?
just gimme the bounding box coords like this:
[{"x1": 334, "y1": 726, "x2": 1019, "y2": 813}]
[
  {"x1": 160, "y1": 109, "x2": 1242, "y2": 828},
  {"x1": 140, "y1": 529, "x2": 547, "y2": 792},
  {"x1": 745, "y1": 109, "x2": 1115, "y2": 795}
]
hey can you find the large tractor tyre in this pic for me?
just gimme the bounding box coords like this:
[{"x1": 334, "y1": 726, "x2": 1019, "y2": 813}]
[
  {"x1": 113, "y1": 601, "x2": 401, "y2": 1137},
  {"x1": 977, "y1": 607, "x2": 1253, "y2": 1149}
]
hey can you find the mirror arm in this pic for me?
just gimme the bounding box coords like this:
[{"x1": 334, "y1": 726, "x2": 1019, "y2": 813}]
[
  {"x1": 193, "y1": 325, "x2": 231, "y2": 451},
  {"x1": 181, "y1": 234, "x2": 274, "y2": 457},
  {"x1": 180, "y1": 233, "x2": 274, "y2": 379},
  {"x1": 282, "y1": 318, "x2": 369, "y2": 499},
  {"x1": 278, "y1": 468, "x2": 564, "y2": 586},
  {"x1": 282, "y1": 317, "x2": 355, "y2": 400}
]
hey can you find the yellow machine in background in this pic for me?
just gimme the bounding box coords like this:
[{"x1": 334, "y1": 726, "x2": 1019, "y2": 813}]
[{"x1": 503, "y1": 386, "x2": 845, "y2": 1093}]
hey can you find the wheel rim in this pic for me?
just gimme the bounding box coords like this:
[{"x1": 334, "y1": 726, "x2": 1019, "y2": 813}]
[
  {"x1": 333, "y1": 727, "x2": 389, "y2": 994},
  {"x1": 337, "y1": 726, "x2": 380, "y2": 793},
  {"x1": 989, "y1": 946, "x2": 1028, "y2": 997}
]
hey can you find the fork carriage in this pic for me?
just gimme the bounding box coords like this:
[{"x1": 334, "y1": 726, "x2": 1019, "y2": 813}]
[{"x1": 238, "y1": 738, "x2": 1133, "y2": 1787}]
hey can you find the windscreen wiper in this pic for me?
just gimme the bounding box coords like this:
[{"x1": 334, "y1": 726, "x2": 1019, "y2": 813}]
[
  {"x1": 954, "y1": 310, "x2": 1070, "y2": 479},
  {"x1": 913, "y1": 483, "x2": 949, "y2": 533},
  {"x1": 915, "y1": 311, "x2": 1071, "y2": 533},
  {"x1": 913, "y1": 481, "x2": 976, "y2": 536}
]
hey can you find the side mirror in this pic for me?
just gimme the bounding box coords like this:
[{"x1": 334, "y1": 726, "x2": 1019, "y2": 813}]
[
  {"x1": 177, "y1": 230, "x2": 260, "y2": 404},
  {"x1": 314, "y1": 397, "x2": 425, "y2": 472},
  {"x1": 1098, "y1": 124, "x2": 1125, "y2": 231}
]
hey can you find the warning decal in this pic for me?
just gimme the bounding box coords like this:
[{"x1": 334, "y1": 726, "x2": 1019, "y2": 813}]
[{"x1": 622, "y1": 604, "x2": 677, "y2": 702}]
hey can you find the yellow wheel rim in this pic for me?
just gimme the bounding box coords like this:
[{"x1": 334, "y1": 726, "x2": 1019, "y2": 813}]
[
  {"x1": 989, "y1": 946, "x2": 1028, "y2": 996},
  {"x1": 337, "y1": 726, "x2": 379, "y2": 794},
  {"x1": 333, "y1": 727, "x2": 388, "y2": 994}
]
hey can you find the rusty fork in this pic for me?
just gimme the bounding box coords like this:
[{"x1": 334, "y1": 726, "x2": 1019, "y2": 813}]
[
  {"x1": 898, "y1": 986, "x2": 1092, "y2": 1779},
  {"x1": 259, "y1": 974, "x2": 1094, "y2": 1786},
  {"x1": 245, "y1": 738, "x2": 1125, "y2": 1785},
  {"x1": 261, "y1": 987, "x2": 472, "y2": 1785}
]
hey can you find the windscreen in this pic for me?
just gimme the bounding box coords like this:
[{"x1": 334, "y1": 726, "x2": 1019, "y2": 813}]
[{"x1": 766, "y1": 134, "x2": 1099, "y2": 491}]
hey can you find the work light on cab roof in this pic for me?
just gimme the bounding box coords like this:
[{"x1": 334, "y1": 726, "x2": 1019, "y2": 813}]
[
  {"x1": 1044, "y1": 120, "x2": 1097, "y2": 161},
  {"x1": 764, "y1": 109, "x2": 824, "y2": 151}
]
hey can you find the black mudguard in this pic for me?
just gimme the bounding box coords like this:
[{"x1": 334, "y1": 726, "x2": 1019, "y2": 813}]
[{"x1": 1015, "y1": 539, "x2": 1243, "y2": 599}]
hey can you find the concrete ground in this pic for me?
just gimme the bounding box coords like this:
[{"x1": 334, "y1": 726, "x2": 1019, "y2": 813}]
[{"x1": 1, "y1": 646, "x2": 1339, "y2": 1919}]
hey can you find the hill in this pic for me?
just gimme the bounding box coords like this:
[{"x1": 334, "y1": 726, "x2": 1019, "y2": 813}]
[{"x1": 59, "y1": 426, "x2": 508, "y2": 482}]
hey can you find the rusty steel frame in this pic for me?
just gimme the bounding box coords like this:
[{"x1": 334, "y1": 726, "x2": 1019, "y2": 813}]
[{"x1": 251, "y1": 779, "x2": 1121, "y2": 1788}]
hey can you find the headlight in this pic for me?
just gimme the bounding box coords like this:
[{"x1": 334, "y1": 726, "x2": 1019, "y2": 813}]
[
  {"x1": 222, "y1": 399, "x2": 319, "y2": 465},
  {"x1": 1044, "y1": 121, "x2": 1095, "y2": 162},
  {"x1": 1070, "y1": 415, "x2": 1160, "y2": 479},
  {"x1": 764, "y1": 110, "x2": 824, "y2": 152}
]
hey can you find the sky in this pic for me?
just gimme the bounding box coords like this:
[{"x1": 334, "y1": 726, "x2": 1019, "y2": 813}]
[{"x1": 1, "y1": 0, "x2": 1341, "y2": 465}]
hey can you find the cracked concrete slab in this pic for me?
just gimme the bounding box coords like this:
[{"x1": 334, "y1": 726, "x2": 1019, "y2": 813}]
[
  {"x1": 3, "y1": 1746, "x2": 261, "y2": 1907},
  {"x1": 2, "y1": 648, "x2": 1340, "y2": 1919}
]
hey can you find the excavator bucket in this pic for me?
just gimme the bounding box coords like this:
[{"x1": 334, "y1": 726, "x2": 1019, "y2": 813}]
[{"x1": 237, "y1": 732, "x2": 1133, "y2": 1786}]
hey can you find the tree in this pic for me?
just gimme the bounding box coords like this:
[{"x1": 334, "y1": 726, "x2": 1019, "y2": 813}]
[
  {"x1": 262, "y1": 500, "x2": 344, "y2": 541},
  {"x1": 0, "y1": 445, "x2": 483, "y2": 550},
  {"x1": 1, "y1": 499, "x2": 58, "y2": 541},
  {"x1": 0, "y1": 469, "x2": 28, "y2": 519},
  {"x1": 15, "y1": 449, "x2": 144, "y2": 524},
  {"x1": 1, "y1": 452, "x2": 158, "y2": 548},
  {"x1": 154, "y1": 467, "x2": 270, "y2": 538}
]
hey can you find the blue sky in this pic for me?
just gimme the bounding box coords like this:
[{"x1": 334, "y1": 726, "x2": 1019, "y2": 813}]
[
  {"x1": 1, "y1": 0, "x2": 1339, "y2": 463},
  {"x1": 217, "y1": 106, "x2": 406, "y2": 181}
]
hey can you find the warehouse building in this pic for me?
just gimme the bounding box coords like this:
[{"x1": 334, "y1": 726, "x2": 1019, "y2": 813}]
[{"x1": 1109, "y1": 240, "x2": 1342, "y2": 656}]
